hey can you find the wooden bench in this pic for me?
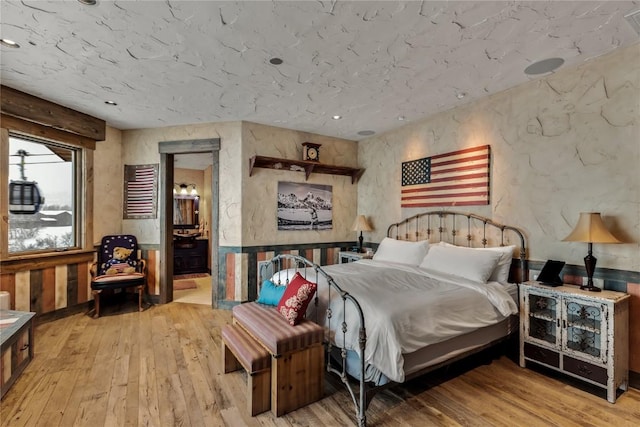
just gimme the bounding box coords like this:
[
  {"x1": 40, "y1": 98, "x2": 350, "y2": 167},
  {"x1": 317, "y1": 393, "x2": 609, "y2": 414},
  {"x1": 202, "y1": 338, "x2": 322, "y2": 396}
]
[
  {"x1": 221, "y1": 324, "x2": 271, "y2": 416},
  {"x1": 232, "y1": 302, "x2": 325, "y2": 417}
]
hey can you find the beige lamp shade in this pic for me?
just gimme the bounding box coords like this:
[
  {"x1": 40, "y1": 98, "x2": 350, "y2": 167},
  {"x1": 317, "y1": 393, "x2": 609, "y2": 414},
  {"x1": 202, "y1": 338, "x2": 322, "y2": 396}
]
[
  {"x1": 352, "y1": 215, "x2": 373, "y2": 232},
  {"x1": 562, "y1": 212, "x2": 621, "y2": 244}
]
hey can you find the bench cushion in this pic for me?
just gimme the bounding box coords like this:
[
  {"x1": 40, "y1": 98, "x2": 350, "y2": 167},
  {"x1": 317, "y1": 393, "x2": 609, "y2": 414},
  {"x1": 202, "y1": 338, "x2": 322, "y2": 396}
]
[
  {"x1": 91, "y1": 273, "x2": 145, "y2": 290},
  {"x1": 232, "y1": 302, "x2": 323, "y2": 356},
  {"x1": 222, "y1": 324, "x2": 270, "y2": 373}
]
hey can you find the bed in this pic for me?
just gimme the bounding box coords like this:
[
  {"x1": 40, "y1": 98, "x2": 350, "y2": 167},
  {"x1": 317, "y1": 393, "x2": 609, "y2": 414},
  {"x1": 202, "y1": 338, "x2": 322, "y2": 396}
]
[{"x1": 261, "y1": 210, "x2": 527, "y2": 426}]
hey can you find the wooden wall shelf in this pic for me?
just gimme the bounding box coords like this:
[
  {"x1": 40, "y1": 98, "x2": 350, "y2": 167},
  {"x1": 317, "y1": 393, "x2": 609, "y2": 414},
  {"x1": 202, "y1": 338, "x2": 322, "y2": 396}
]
[{"x1": 249, "y1": 155, "x2": 364, "y2": 184}]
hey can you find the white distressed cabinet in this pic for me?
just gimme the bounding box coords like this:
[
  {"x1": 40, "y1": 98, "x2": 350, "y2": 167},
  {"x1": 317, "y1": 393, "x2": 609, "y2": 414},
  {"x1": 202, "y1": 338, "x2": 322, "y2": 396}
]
[
  {"x1": 519, "y1": 281, "x2": 629, "y2": 402},
  {"x1": 338, "y1": 251, "x2": 369, "y2": 264}
]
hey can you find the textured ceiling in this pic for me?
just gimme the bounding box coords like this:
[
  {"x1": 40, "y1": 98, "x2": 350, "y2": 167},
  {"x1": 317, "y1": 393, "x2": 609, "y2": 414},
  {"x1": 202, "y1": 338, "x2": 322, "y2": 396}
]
[{"x1": 1, "y1": 1, "x2": 639, "y2": 141}]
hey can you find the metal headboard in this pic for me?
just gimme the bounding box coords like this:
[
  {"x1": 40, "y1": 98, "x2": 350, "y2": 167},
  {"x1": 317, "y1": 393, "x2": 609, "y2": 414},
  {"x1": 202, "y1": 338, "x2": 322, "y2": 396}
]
[{"x1": 387, "y1": 210, "x2": 527, "y2": 284}]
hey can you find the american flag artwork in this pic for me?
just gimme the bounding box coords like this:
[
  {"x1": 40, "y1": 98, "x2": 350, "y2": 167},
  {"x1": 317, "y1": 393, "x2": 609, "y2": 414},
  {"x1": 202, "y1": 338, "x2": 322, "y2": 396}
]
[
  {"x1": 401, "y1": 145, "x2": 490, "y2": 208},
  {"x1": 124, "y1": 164, "x2": 158, "y2": 219}
]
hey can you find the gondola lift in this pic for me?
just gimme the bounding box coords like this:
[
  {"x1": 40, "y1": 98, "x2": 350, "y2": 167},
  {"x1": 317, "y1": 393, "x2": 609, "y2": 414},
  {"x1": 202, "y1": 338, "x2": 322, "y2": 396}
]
[{"x1": 9, "y1": 149, "x2": 45, "y2": 214}]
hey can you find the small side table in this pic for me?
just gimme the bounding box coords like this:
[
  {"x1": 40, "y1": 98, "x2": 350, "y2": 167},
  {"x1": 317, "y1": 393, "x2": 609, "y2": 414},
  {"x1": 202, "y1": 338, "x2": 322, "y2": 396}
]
[
  {"x1": 0, "y1": 310, "x2": 35, "y2": 399},
  {"x1": 338, "y1": 251, "x2": 372, "y2": 264},
  {"x1": 519, "y1": 281, "x2": 629, "y2": 403}
]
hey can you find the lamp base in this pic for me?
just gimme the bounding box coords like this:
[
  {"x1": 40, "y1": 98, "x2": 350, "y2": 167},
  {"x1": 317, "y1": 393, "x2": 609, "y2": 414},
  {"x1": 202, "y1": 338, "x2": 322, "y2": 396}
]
[{"x1": 582, "y1": 249, "x2": 601, "y2": 292}]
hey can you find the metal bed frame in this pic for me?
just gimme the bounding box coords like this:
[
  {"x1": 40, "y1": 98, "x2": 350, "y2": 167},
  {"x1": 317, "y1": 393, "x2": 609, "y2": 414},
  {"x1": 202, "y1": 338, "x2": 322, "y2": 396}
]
[
  {"x1": 387, "y1": 210, "x2": 527, "y2": 284},
  {"x1": 261, "y1": 210, "x2": 527, "y2": 427}
]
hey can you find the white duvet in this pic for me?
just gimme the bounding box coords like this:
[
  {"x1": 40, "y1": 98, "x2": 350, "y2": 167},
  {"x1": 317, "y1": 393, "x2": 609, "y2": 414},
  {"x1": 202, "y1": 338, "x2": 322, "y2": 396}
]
[{"x1": 273, "y1": 259, "x2": 518, "y2": 383}]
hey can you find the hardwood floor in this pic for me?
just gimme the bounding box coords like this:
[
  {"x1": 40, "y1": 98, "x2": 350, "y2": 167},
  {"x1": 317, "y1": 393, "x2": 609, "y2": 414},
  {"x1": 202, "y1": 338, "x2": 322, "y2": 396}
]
[{"x1": 2, "y1": 301, "x2": 639, "y2": 426}]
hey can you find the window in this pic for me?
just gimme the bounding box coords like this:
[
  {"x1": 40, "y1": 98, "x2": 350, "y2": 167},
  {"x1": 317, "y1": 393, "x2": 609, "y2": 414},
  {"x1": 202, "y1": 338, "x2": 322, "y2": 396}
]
[{"x1": 8, "y1": 134, "x2": 80, "y2": 254}]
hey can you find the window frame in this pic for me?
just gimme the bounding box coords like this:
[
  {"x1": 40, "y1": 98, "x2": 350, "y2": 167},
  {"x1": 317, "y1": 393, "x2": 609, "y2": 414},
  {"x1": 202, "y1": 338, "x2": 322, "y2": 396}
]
[
  {"x1": 7, "y1": 132, "x2": 82, "y2": 255},
  {"x1": 0, "y1": 126, "x2": 94, "y2": 263}
]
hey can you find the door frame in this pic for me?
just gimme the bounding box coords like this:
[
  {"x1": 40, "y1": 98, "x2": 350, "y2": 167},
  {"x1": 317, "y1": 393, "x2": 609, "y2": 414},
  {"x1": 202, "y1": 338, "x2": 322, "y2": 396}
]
[{"x1": 158, "y1": 138, "x2": 220, "y2": 306}]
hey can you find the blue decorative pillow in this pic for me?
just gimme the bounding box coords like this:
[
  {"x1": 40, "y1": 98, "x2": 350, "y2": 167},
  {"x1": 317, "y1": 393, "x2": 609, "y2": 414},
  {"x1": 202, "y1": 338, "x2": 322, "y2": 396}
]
[{"x1": 256, "y1": 280, "x2": 286, "y2": 306}]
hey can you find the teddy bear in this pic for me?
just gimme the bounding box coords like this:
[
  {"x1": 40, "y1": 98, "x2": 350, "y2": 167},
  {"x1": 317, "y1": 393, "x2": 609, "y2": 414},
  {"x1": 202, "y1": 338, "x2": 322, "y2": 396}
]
[{"x1": 102, "y1": 246, "x2": 137, "y2": 275}]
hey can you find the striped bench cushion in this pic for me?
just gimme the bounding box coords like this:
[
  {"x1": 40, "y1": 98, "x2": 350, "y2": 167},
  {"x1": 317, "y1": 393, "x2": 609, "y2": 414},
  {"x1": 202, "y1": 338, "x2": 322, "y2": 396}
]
[
  {"x1": 222, "y1": 324, "x2": 270, "y2": 373},
  {"x1": 232, "y1": 302, "x2": 323, "y2": 356},
  {"x1": 92, "y1": 273, "x2": 144, "y2": 283}
]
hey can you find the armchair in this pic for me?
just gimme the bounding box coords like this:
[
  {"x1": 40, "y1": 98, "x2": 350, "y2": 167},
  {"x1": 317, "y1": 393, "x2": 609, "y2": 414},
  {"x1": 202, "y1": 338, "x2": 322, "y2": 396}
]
[{"x1": 90, "y1": 235, "x2": 147, "y2": 318}]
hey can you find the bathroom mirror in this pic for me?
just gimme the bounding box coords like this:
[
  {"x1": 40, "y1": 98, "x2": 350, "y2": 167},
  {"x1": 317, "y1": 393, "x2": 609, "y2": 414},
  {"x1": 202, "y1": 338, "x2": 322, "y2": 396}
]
[{"x1": 173, "y1": 195, "x2": 199, "y2": 227}]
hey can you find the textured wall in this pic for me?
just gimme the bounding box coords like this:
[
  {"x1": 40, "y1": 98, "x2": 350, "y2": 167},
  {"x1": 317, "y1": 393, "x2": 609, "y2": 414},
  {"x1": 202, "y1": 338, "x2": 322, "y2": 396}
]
[
  {"x1": 93, "y1": 126, "x2": 123, "y2": 244},
  {"x1": 114, "y1": 121, "x2": 359, "y2": 247},
  {"x1": 117, "y1": 120, "x2": 358, "y2": 303},
  {"x1": 358, "y1": 44, "x2": 640, "y2": 272},
  {"x1": 120, "y1": 121, "x2": 242, "y2": 246},
  {"x1": 241, "y1": 121, "x2": 359, "y2": 246}
]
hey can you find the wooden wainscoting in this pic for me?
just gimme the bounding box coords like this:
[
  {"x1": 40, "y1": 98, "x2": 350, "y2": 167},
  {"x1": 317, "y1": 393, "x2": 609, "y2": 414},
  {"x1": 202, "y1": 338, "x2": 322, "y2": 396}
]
[
  {"x1": 0, "y1": 248, "x2": 160, "y2": 316},
  {"x1": 0, "y1": 259, "x2": 91, "y2": 313},
  {"x1": 218, "y1": 245, "x2": 345, "y2": 308}
]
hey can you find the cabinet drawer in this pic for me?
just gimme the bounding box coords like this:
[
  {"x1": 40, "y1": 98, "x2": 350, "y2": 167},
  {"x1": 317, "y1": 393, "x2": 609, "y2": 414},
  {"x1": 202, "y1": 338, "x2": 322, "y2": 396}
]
[
  {"x1": 524, "y1": 342, "x2": 559, "y2": 367},
  {"x1": 563, "y1": 356, "x2": 607, "y2": 385},
  {"x1": 174, "y1": 239, "x2": 209, "y2": 275}
]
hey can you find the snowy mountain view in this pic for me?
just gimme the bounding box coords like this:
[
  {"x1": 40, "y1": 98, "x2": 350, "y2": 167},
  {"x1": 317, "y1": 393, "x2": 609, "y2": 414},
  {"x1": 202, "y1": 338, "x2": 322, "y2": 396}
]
[{"x1": 277, "y1": 182, "x2": 332, "y2": 230}]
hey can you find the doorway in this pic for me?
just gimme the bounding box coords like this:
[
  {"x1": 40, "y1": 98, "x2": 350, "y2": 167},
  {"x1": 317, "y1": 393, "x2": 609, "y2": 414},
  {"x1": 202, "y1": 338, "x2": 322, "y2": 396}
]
[
  {"x1": 172, "y1": 154, "x2": 211, "y2": 305},
  {"x1": 158, "y1": 139, "x2": 220, "y2": 307}
]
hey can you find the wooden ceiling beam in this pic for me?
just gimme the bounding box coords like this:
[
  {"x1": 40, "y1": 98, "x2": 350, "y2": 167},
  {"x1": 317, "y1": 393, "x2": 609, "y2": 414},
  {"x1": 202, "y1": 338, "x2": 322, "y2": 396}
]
[
  {"x1": 0, "y1": 85, "x2": 105, "y2": 141},
  {"x1": 0, "y1": 114, "x2": 96, "y2": 150}
]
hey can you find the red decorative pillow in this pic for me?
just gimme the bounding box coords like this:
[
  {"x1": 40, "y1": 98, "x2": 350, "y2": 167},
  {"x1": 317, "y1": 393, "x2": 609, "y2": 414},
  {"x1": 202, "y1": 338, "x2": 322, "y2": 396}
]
[{"x1": 277, "y1": 273, "x2": 317, "y2": 326}]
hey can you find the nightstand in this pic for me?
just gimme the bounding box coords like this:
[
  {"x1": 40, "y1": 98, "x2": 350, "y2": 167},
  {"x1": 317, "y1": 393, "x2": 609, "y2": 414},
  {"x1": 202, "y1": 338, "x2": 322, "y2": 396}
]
[
  {"x1": 338, "y1": 251, "x2": 372, "y2": 264},
  {"x1": 519, "y1": 281, "x2": 629, "y2": 402}
]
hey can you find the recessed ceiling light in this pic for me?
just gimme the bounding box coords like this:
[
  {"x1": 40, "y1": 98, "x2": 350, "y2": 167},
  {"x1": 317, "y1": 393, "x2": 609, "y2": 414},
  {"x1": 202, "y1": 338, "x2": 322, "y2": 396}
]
[
  {"x1": 524, "y1": 58, "x2": 565, "y2": 75},
  {"x1": 357, "y1": 130, "x2": 376, "y2": 136},
  {"x1": 269, "y1": 57, "x2": 283, "y2": 65},
  {"x1": 78, "y1": 0, "x2": 97, "y2": 5},
  {"x1": 104, "y1": 100, "x2": 118, "y2": 106},
  {"x1": 0, "y1": 39, "x2": 20, "y2": 48},
  {"x1": 398, "y1": 116, "x2": 406, "y2": 121},
  {"x1": 332, "y1": 115, "x2": 342, "y2": 120},
  {"x1": 456, "y1": 92, "x2": 467, "y2": 99}
]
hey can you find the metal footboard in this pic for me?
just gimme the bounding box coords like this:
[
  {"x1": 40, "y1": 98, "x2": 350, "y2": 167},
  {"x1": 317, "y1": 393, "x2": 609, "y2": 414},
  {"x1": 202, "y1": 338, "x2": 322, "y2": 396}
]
[{"x1": 260, "y1": 254, "x2": 369, "y2": 427}]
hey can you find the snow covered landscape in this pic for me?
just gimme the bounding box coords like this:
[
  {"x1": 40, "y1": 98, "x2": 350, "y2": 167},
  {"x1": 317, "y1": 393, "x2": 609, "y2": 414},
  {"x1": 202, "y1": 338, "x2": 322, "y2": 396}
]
[{"x1": 277, "y1": 182, "x2": 332, "y2": 230}]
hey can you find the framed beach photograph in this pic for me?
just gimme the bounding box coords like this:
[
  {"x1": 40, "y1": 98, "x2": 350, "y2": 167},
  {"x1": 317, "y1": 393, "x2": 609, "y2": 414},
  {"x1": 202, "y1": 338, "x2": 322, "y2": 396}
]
[{"x1": 277, "y1": 181, "x2": 332, "y2": 231}]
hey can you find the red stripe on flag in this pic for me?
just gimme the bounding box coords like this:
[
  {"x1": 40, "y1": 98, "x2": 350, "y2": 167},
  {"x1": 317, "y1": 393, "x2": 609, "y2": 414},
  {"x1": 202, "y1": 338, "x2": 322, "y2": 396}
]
[
  {"x1": 430, "y1": 162, "x2": 489, "y2": 176},
  {"x1": 428, "y1": 172, "x2": 488, "y2": 184},
  {"x1": 402, "y1": 200, "x2": 489, "y2": 208},
  {"x1": 402, "y1": 181, "x2": 488, "y2": 194}
]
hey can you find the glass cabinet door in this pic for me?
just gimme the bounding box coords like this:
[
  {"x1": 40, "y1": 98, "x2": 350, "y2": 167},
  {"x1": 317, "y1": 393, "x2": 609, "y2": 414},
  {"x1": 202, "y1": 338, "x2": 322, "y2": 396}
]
[
  {"x1": 562, "y1": 298, "x2": 607, "y2": 363},
  {"x1": 525, "y1": 291, "x2": 561, "y2": 348}
]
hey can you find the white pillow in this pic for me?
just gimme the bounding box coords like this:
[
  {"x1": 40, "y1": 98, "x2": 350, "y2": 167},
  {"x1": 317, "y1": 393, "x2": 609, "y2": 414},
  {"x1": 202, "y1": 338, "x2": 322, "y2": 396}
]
[
  {"x1": 419, "y1": 244, "x2": 502, "y2": 283},
  {"x1": 373, "y1": 237, "x2": 430, "y2": 266},
  {"x1": 437, "y1": 242, "x2": 515, "y2": 283}
]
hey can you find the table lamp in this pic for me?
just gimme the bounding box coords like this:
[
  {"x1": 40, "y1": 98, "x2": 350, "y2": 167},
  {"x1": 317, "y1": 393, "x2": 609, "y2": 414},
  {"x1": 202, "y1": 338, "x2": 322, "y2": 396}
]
[
  {"x1": 562, "y1": 212, "x2": 621, "y2": 292},
  {"x1": 352, "y1": 215, "x2": 373, "y2": 253}
]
